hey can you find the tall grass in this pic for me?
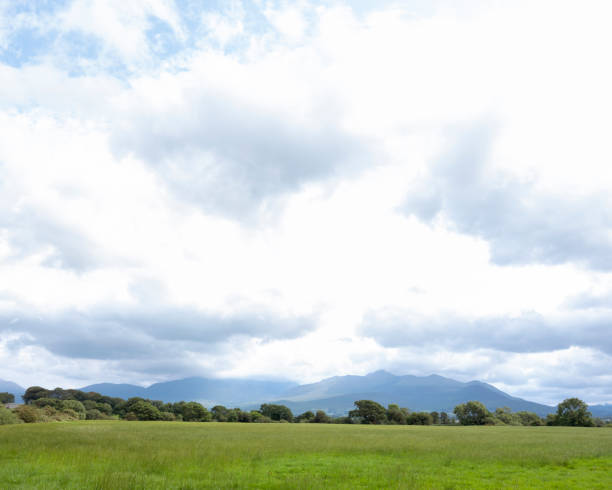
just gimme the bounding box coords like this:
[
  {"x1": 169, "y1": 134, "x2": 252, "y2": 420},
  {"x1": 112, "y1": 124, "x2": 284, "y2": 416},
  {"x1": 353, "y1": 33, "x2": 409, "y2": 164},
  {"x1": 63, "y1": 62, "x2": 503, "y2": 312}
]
[{"x1": 1, "y1": 421, "x2": 610, "y2": 488}]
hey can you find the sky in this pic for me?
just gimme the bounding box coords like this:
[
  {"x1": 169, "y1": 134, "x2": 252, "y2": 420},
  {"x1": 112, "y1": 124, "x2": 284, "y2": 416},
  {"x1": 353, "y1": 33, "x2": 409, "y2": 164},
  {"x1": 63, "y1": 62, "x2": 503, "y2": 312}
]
[{"x1": 0, "y1": 0, "x2": 611, "y2": 406}]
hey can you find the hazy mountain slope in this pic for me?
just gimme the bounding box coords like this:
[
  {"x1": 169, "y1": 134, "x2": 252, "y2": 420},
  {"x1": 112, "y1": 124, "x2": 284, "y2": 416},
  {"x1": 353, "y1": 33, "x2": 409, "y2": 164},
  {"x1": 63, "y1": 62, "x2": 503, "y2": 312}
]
[
  {"x1": 589, "y1": 404, "x2": 612, "y2": 418},
  {"x1": 268, "y1": 371, "x2": 554, "y2": 416},
  {"x1": 80, "y1": 377, "x2": 297, "y2": 404},
  {"x1": 0, "y1": 379, "x2": 25, "y2": 402}
]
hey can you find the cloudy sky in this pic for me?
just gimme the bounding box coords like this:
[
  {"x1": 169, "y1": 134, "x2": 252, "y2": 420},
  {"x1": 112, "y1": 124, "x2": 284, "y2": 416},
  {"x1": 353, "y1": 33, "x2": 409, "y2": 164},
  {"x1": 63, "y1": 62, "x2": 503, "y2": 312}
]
[{"x1": 1, "y1": 0, "x2": 611, "y2": 406}]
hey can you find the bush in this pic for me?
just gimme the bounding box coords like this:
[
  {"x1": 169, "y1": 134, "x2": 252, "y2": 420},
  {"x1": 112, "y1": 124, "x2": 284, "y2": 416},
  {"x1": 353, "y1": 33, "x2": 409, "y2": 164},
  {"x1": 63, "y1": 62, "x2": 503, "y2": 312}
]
[
  {"x1": 332, "y1": 416, "x2": 354, "y2": 424},
  {"x1": 160, "y1": 411, "x2": 176, "y2": 421},
  {"x1": 406, "y1": 412, "x2": 433, "y2": 425},
  {"x1": 62, "y1": 409, "x2": 79, "y2": 419},
  {"x1": 0, "y1": 406, "x2": 22, "y2": 425},
  {"x1": 34, "y1": 398, "x2": 63, "y2": 410},
  {"x1": 86, "y1": 409, "x2": 103, "y2": 420},
  {"x1": 14, "y1": 405, "x2": 42, "y2": 423},
  {"x1": 61, "y1": 400, "x2": 86, "y2": 420},
  {"x1": 252, "y1": 414, "x2": 272, "y2": 423},
  {"x1": 516, "y1": 411, "x2": 542, "y2": 426}
]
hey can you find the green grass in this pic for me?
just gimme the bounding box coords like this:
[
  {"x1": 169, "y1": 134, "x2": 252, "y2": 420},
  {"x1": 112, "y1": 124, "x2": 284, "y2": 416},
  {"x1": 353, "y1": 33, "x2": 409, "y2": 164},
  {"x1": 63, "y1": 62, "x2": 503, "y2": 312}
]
[{"x1": 1, "y1": 422, "x2": 611, "y2": 489}]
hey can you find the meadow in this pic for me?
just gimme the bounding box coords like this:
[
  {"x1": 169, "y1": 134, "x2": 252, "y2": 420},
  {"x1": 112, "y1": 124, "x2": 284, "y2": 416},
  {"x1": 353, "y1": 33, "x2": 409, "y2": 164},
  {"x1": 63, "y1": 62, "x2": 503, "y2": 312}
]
[{"x1": 0, "y1": 421, "x2": 611, "y2": 489}]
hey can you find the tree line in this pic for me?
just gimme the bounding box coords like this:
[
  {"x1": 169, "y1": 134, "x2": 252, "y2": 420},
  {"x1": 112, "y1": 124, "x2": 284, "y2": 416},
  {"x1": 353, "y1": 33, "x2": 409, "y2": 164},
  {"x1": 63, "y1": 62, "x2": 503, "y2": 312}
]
[{"x1": 0, "y1": 386, "x2": 608, "y2": 427}]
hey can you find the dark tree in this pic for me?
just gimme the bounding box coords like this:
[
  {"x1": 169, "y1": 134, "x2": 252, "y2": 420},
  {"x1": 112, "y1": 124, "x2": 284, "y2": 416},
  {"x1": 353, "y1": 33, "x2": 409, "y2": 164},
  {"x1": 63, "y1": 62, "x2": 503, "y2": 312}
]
[
  {"x1": 295, "y1": 410, "x2": 315, "y2": 423},
  {"x1": 22, "y1": 387, "x2": 50, "y2": 404},
  {"x1": 516, "y1": 411, "x2": 542, "y2": 426},
  {"x1": 127, "y1": 400, "x2": 162, "y2": 421},
  {"x1": 182, "y1": 401, "x2": 210, "y2": 422},
  {"x1": 260, "y1": 404, "x2": 293, "y2": 422},
  {"x1": 313, "y1": 410, "x2": 331, "y2": 423},
  {"x1": 406, "y1": 412, "x2": 433, "y2": 425},
  {"x1": 0, "y1": 393, "x2": 14, "y2": 404},
  {"x1": 430, "y1": 411, "x2": 440, "y2": 424},
  {"x1": 211, "y1": 405, "x2": 229, "y2": 422},
  {"x1": 386, "y1": 404, "x2": 407, "y2": 425},
  {"x1": 440, "y1": 412, "x2": 450, "y2": 424},
  {"x1": 349, "y1": 400, "x2": 387, "y2": 424}
]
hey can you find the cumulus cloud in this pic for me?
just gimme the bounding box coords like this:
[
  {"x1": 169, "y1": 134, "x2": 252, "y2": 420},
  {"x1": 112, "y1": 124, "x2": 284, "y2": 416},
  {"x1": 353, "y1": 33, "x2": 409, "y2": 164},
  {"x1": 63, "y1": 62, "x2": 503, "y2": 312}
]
[
  {"x1": 110, "y1": 75, "x2": 370, "y2": 218},
  {"x1": 360, "y1": 307, "x2": 612, "y2": 356},
  {"x1": 1, "y1": 0, "x2": 612, "y2": 405},
  {"x1": 403, "y1": 123, "x2": 612, "y2": 270},
  {"x1": 0, "y1": 305, "x2": 315, "y2": 366}
]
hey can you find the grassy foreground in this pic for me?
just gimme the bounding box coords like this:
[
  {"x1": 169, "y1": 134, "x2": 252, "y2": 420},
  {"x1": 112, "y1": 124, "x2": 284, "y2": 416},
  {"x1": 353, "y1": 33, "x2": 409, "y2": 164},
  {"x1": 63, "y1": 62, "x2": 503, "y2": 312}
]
[{"x1": 0, "y1": 422, "x2": 611, "y2": 489}]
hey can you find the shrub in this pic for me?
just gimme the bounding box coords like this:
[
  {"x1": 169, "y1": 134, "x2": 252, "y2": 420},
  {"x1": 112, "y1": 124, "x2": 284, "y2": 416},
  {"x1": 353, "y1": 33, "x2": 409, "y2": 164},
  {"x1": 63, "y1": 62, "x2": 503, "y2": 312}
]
[
  {"x1": 61, "y1": 400, "x2": 86, "y2": 420},
  {"x1": 0, "y1": 406, "x2": 22, "y2": 425},
  {"x1": 332, "y1": 416, "x2": 354, "y2": 424},
  {"x1": 406, "y1": 412, "x2": 433, "y2": 425},
  {"x1": 14, "y1": 405, "x2": 42, "y2": 423},
  {"x1": 160, "y1": 411, "x2": 176, "y2": 421},
  {"x1": 62, "y1": 409, "x2": 79, "y2": 420},
  {"x1": 86, "y1": 409, "x2": 103, "y2": 420}
]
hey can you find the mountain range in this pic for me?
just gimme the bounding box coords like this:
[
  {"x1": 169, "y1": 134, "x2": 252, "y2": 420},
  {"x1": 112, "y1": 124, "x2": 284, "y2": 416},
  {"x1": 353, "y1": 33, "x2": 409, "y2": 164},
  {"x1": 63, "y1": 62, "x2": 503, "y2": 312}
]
[
  {"x1": 250, "y1": 370, "x2": 555, "y2": 416},
  {"x1": 3, "y1": 372, "x2": 612, "y2": 418}
]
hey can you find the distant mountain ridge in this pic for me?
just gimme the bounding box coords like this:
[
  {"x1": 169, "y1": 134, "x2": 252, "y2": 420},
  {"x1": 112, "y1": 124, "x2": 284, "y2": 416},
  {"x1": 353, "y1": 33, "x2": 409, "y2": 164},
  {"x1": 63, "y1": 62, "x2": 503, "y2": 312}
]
[
  {"x1": 4, "y1": 372, "x2": 611, "y2": 417},
  {"x1": 263, "y1": 370, "x2": 556, "y2": 416},
  {"x1": 80, "y1": 370, "x2": 556, "y2": 416},
  {"x1": 80, "y1": 377, "x2": 297, "y2": 406}
]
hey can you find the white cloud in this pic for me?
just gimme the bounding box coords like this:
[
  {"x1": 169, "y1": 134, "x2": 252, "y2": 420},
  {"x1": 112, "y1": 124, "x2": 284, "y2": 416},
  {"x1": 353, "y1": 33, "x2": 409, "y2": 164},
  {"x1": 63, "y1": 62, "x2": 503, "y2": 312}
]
[
  {"x1": 1, "y1": 0, "x2": 612, "y2": 405},
  {"x1": 58, "y1": 0, "x2": 184, "y2": 63}
]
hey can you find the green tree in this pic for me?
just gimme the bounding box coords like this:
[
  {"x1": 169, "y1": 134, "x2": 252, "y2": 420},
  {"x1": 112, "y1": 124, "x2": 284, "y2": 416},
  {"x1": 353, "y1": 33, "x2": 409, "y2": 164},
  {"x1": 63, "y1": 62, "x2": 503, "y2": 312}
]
[
  {"x1": 34, "y1": 398, "x2": 63, "y2": 410},
  {"x1": 454, "y1": 401, "x2": 489, "y2": 425},
  {"x1": 182, "y1": 401, "x2": 210, "y2": 422},
  {"x1": 494, "y1": 407, "x2": 520, "y2": 425},
  {"x1": 22, "y1": 386, "x2": 50, "y2": 404},
  {"x1": 128, "y1": 400, "x2": 162, "y2": 421},
  {"x1": 260, "y1": 404, "x2": 293, "y2": 422},
  {"x1": 295, "y1": 410, "x2": 315, "y2": 423},
  {"x1": 430, "y1": 411, "x2": 440, "y2": 424},
  {"x1": 386, "y1": 404, "x2": 407, "y2": 425},
  {"x1": 406, "y1": 412, "x2": 433, "y2": 425},
  {"x1": 440, "y1": 412, "x2": 450, "y2": 424},
  {"x1": 160, "y1": 411, "x2": 176, "y2": 421},
  {"x1": 211, "y1": 405, "x2": 229, "y2": 422},
  {"x1": 313, "y1": 410, "x2": 331, "y2": 423},
  {"x1": 553, "y1": 398, "x2": 593, "y2": 427},
  {"x1": 0, "y1": 392, "x2": 15, "y2": 404},
  {"x1": 349, "y1": 400, "x2": 387, "y2": 424},
  {"x1": 516, "y1": 411, "x2": 542, "y2": 426}
]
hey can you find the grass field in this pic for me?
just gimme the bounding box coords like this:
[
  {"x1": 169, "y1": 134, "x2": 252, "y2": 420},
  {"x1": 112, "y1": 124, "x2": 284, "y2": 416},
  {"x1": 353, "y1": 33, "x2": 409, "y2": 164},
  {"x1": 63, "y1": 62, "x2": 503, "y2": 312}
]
[{"x1": 1, "y1": 422, "x2": 611, "y2": 489}]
